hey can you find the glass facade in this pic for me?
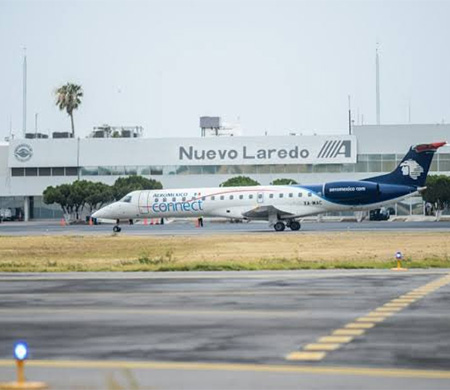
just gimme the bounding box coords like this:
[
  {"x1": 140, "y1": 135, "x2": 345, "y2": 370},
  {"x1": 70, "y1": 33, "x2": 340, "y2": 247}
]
[{"x1": 10, "y1": 154, "x2": 450, "y2": 177}]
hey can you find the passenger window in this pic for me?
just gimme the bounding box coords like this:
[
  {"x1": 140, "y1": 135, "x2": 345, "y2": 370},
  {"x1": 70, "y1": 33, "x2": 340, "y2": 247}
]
[
  {"x1": 298, "y1": 193, "x2": 302, "y2": 197},
  {"x1": 249, "y1": 194, "x2": 254, "y2": 199},
  {"x1": 258, "y1": 194, "x2": 263, "y2": 199},
  {"x1": 163, "y1": 198, "x2": 167, "y2": 202},
  {"x1": 202, "y1": 196, "x2": 206, "y2": 201},
  {"x1": 211, "y1": 196, "x2": 215, "y2": 200},
  {"x1": 239, "y1": 195, "x2": 244, "y2": 200},
  {"x1": 289, "y1": 193, "x2": 293, "y2": 198},
  {"x1": 279, "y1": 193, "x2": 284, "y2": 198},
  {"x1": 182, "y1": 197, "x2": 186, "y2": 201},
  {"x1": 191, "y1": 196, "x2": 196, "y2": 200},
  {"x1": 269, "y1": 194, "x2": 274, "y2": 199},
  {"x1": 154, "y1": 198, "x2": 159, "y2": 203},
  {"x1": 172, "y1": 197, "x2": 176, "y2": 202},
  {"x1": 220, "y1": 195, "x2": 225, "y2": 200},
  {"x1": 230, "y1": 195, "x2": 234, "y2": 200},
  {"x1": 308, "y1": 192, "x2": 312, "y2": 197}
]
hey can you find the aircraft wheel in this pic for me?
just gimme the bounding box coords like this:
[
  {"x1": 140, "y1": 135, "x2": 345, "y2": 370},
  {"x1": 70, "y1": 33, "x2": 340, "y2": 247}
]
[
  {"x1": 113, "y1": 225, "x2": 121, "y2": 233},
  {"x1": 274, "y1": 222, "x2": 286, "y2": 232},
  {"x1": 290, "y1": 221, "x2": 301, "y2": 231}
]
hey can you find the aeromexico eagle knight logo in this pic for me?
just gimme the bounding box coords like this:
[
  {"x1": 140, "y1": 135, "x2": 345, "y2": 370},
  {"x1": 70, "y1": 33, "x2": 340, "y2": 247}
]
[
  {"x1": 14, "y1": 144, "x2": 33, "y2": 162},
  {"x1": 400, "y1": 159, "x2": 424, "y2": 180}
]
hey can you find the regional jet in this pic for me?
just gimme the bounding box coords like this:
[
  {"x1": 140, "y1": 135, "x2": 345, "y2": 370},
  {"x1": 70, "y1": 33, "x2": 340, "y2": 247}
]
[{"x1": 92, "y1": 142, "x2": 446, "y2": 232}]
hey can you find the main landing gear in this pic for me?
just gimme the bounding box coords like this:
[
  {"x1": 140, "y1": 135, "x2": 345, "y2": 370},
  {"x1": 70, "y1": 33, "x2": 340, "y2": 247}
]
[{"x1": 273, "y1": 220, "x2": 301, "y2": 232}]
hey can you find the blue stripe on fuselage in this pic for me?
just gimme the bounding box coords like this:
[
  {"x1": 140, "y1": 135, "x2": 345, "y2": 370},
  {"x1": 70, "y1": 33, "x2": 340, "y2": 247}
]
[{"x1": 291, "y1": 183, "x2": 416, "y2": 206}]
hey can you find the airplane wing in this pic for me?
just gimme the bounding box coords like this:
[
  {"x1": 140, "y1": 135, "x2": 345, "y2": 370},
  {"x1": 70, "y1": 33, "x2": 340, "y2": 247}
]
[{"x1": 242, "y1": 205, "x2": 295, "y2": 219}]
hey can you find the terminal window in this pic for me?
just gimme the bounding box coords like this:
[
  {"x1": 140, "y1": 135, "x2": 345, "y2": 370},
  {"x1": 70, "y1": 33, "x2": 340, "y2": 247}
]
[
  {"x1": 38, "y1": 168, "x2": 51, "y2": 176},
  {"x1": 65, "y1": 167, "x2": 78, "y2": 176},
  {"x1": 11, "y1": 168, "x2": 24, "y2": 177},
  {"x1": 52, "y1": 167, "x2": 65, "y2": 176},
  {"x1": 25, "y1": 168, "x2": 38, "y2": 176}
]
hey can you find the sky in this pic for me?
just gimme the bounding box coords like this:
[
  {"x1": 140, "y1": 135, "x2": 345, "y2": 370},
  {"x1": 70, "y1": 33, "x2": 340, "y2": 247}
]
[{"x1": 1, "y1": 0, "x2": 450, "y2": 140}]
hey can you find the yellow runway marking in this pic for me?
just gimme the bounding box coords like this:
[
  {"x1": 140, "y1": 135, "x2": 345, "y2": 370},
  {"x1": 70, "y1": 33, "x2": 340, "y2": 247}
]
[
  {"x1": 286, "y1": 273, "x2": 450, "y2": 362},
  {"x1": 345, "y1": 322, "x2": 375, "y2": 329},
  {"x1": 391, "y1": 298, "x2": 417, "y2": 303},
  {"x1": 318, "y1": 336, "x2": 354, "y2": 343},
  {"x1": 375, "y1": 307, "x2": 403, "y2": 313},
  {"x1": 333, "y1": 329, "x2": 365, "y2": 336},
  {"x1": 383, "y1": 302, "x2": 410, "y2": 308},
  {"x1": 285, "y1": 352, "x2": 327, "y2": 361},
  {"x1": 0, "y1": 359, "x2": 449, "y2": 380},
  {"x1": 366, "y1": 311, "x2": 394, "y2": 317},
  {"x1": 356, "y1": 317, "x2": 385, "y2": 323},
  {"x1": 304, "y1": 343, "x2": 341, "y2": 351}
]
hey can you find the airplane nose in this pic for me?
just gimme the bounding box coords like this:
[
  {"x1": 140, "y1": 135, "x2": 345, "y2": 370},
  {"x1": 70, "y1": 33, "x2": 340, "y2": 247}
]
[
  {"x1": 91, "y1": 209, "x2": 103, "y2": 219},
  {"x1": 92, "y1": 205, "x2": 113, "y2": 219}
]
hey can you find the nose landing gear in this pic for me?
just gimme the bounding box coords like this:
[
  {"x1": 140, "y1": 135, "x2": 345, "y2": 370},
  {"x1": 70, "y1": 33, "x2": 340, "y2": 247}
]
[{"x1": 113, "y1": 219, "x2": 122, "y2": 233}]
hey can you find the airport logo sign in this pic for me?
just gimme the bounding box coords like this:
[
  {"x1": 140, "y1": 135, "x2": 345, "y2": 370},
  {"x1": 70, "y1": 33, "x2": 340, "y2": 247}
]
[
  {"x1": 317, "y1": 140, "x2": 351, "y2": 159},
  {"x1": 400, "y1": 159, "x2": 424, "y2": 180},
  {"x1": 14, "y1": 144, "x2": 33, "y2": 162}
]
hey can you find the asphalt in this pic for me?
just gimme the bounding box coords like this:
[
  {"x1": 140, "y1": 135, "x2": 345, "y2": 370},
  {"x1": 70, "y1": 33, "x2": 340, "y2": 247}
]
[
  {"x1": 0, "y1": 270, "x2": 449, "y2": 389},
  {"x1": 1, "y1": 219, "x2": 450, "y2": 236}
]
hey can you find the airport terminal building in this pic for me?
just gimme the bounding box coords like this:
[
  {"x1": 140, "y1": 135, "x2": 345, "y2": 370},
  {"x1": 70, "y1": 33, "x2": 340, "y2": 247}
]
[{"x1": 1, "y1": 124, "x2": 449, "y2": 220}]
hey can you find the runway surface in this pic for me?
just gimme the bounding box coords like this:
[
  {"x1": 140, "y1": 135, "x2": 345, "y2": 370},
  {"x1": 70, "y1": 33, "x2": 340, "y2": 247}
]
[
  {"x1": 1, "y1": 219, "x2": 450, "y2": 236},
  {"x1": 0, "y1": 270, "x2": 449, "y2": 389}
]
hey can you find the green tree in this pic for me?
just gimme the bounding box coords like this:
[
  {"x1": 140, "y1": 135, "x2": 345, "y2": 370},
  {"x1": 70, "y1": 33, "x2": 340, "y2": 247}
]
[
  {"x1": 43, "y1": 183, "x2": 73, "y2": 218},
  {"x1": 220, "y1": 176, "x2": 260, "y2": 187},
  {"x1": 271, "y1": 178, "x2": 298, "y2": 185},
  {"x1": 422, "y1": 175, "x2": 450, "y2": 218},
  {"x1": 112, "y1": 176, "x2": 163, "y2": 200},
  {"x1": 85, "y1": 182, "x2": 114, "y2": 213},
  {"x1": 43, "y1": 180, "x2": 109, "y2": 220},
  {"x1": 55, "y1": 83, "x2": 83, "y2": 137}
]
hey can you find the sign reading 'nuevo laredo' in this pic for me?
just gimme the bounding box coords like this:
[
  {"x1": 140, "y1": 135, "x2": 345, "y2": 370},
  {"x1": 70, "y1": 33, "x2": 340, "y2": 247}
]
[{"x1": 177, "y1": 137, "x2": 356, "y2": 165}]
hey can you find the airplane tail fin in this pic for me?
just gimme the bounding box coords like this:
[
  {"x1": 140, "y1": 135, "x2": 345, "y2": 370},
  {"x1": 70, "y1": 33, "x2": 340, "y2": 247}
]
[{"x1": 364, "y1": 142, "x2": 446, "y2": 187}]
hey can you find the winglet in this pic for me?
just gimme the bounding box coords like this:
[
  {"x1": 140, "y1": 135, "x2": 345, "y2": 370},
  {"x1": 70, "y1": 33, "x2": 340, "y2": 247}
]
[{"x1": 414, "y1": 142, "x2": 447, "y2": 153}]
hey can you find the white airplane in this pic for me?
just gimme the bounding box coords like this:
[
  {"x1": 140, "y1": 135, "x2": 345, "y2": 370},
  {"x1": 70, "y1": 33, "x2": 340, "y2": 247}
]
[{"x1": 92, "y1": 142, "x2": 446, "y2": 232}]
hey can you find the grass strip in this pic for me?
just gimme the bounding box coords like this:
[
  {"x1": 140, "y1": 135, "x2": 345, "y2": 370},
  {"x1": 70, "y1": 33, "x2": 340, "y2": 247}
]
[{"x1": 0, "y1": 232, "x2": 449, "y2": 272}]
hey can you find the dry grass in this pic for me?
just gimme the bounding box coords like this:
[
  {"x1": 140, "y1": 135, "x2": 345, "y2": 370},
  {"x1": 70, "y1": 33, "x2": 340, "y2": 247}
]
[{"x1": 0, "y1": 231, "x2": 449, "y2": 272}]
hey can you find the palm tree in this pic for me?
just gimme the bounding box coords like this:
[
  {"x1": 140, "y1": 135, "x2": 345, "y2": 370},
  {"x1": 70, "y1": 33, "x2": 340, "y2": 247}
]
[{"x1": 55, "y1": 83, "x2": 83, "y2": 137}]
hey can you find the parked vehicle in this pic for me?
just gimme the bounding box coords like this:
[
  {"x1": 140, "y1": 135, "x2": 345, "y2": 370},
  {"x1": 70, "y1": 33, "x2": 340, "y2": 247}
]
[
  {"x1": 0, "y1": 208, "x2": 13, "y2": 221},
  {"x1": 369, "y1": 208, "x2": 390, "y2": 221}
]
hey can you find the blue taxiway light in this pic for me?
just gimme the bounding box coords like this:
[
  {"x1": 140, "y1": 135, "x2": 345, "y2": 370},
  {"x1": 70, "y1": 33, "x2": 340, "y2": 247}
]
[{"x1": 14, "y1": 342, "x2": 28, "y2": 361}]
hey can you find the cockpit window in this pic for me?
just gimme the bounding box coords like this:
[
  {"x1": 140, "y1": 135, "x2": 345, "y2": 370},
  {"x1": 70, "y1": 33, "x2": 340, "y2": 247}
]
[{"x1": 120, "y1": 195, "x2": 132, "y2": 203}]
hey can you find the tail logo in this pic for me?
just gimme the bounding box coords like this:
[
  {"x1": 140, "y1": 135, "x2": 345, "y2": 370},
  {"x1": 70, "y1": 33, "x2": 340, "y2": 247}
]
[{"x1": 400, "y1": 159, "x2": 424, "y2": 180}]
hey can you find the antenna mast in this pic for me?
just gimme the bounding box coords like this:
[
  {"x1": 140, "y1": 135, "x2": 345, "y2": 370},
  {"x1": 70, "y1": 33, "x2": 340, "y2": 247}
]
[{"x1": 375, "y1": 42, "x2": 381, "y2": 125}]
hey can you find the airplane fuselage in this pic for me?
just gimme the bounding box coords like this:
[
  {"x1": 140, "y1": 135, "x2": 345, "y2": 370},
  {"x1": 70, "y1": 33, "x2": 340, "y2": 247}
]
[{"x1": 95, "y1": 183, "x2": 417, "y2": 222}]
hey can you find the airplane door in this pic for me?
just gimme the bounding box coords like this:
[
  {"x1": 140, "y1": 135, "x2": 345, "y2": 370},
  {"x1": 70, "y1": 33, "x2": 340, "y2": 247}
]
[
  {"x1": 138, "y1": 191, "x2": 149, "y2": 214},
  {"x1": 257, "y1": 192, "x2": 264, "y2": 204}
]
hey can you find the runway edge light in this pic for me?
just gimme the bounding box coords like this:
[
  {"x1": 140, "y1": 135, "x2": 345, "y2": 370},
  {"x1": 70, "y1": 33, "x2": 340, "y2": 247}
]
[
  {"x1": 0, "y1": 342, "x2": 48, "y2": 390},
  {"x1": 391, "y1": 251, "x2": 408, "y2": 271}
]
